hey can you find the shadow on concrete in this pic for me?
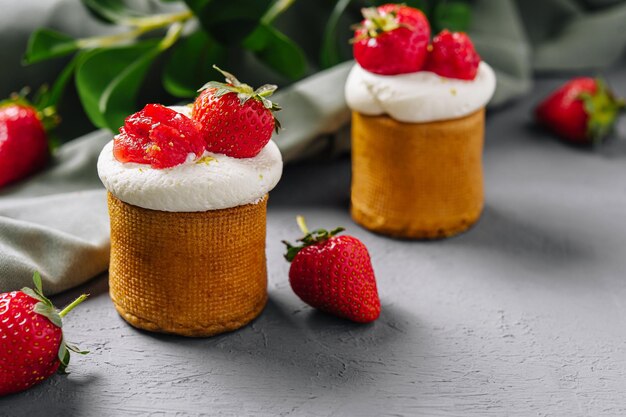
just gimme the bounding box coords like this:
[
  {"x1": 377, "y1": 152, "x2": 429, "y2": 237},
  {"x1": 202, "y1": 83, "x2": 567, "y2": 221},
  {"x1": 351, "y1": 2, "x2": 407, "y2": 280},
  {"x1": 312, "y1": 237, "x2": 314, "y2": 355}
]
[{"x1": 445, "y1": 203, "x2": 594, "y2": 268}]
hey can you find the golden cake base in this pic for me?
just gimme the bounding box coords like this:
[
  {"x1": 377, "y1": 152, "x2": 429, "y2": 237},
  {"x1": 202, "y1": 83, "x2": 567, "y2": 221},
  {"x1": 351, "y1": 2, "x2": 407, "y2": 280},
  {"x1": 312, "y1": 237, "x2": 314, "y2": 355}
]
[
  {"x1": 107, "y1": 193, "x2": 268, "y2": 337},
  {"x1": 350, "y1": 109, "x2": 485, "y2": 239}
]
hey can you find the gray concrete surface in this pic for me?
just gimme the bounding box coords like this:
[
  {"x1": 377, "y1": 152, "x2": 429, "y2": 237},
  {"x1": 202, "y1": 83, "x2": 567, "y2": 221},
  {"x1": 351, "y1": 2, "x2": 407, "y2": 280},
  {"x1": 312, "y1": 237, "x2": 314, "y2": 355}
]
[{"x1": 2, "y1": 67, "x2": 626, "y2": 416}]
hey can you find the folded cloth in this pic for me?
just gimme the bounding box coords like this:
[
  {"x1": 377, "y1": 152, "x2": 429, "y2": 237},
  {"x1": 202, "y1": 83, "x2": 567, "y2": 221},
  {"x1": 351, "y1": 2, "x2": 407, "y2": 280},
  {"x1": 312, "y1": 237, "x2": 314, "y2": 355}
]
[{"x1": 0, "y1": 131, "x2": 111, "y2": 294}]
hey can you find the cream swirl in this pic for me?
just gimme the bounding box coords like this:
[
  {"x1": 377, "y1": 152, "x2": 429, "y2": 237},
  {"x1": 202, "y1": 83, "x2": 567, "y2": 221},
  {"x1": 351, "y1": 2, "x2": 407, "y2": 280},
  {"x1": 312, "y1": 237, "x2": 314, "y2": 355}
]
[
  {"x1": 97, "y1": 107, "x2": 282, "y2": 212},
  {"x1": 345, "y1": 62, "x2": 496, "y2": 123}
]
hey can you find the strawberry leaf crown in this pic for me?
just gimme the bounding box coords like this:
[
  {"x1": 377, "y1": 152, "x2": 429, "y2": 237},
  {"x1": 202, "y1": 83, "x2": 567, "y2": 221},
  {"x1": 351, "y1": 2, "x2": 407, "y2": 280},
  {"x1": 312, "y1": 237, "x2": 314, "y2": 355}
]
[
  {"x1": 351, "y1": 6, "x2": 406, "y2": 43},
  {"x1": 282, "y1": 216, "x2": 345, "y2": 262},
  {"x1": 198, "y1": 65, "x2": 282, "y2": 132},
  {"x1": 21, "y1": 272, "x2": 89, "y2": 374},
  {"x1": 578, "y1": 78, "x2": 625, "y2": 145},
  {"x1": 0, "y1": 87, "x2": 60, "y2": 132}
]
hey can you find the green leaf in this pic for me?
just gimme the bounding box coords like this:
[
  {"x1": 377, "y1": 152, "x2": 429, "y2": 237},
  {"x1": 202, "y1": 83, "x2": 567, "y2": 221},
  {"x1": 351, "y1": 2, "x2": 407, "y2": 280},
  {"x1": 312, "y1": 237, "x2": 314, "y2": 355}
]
[
  {"x1": 23, "y1": 29, "x2": 79, "y2": 65},
  {"x1": 80, "y1": 0, "x2": 142, "y2": 23},
  {"x1": 32, "y1": 271, "x2": 43, "y2": 294},
  {"x1": 321, "y1": 0, "x2": 353, "y2": 69},
  {"x1": 34, "y1": 303, "x2": 63, "y2": 328},
  {"x1": 57, "y1": 340, "x2": 70, "y2": 374},
  {"x1": 20, "y1": 287, "x2": 45, "y2": 303},
  {"x1": 432, "y1": 1, "x2": 472, "y2": 33},
  {"x1": 404, "y1": 0, "x2": 429, "y2": 13},
  {"x1": 184, "y1": 0, "x2": 274, "y2": 44},
  {"x1": 163, "y1": 31, "x2": 227, "y2": 98},
  {"x1": 75, "y1": 40, "x2": 163, "y2": 131},
  {"x1": 42, "y1": 55, "x2": 80, "y2": 110},
  {"x1": 32, "y1": 55, "x2": 79, "y2": 115},
  {"x1": 243, "y1": 24, "x2": 307, "y2": 80},
  {"x1": 66, "y1": 343, "x2": 90, "y2": 355}
]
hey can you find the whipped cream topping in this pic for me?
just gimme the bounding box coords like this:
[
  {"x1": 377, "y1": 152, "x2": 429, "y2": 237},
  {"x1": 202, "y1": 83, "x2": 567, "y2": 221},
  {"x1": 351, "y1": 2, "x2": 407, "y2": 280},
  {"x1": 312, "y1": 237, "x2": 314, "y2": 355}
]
[
  {"x1": 97, "y1": 106, "x2": 283, "y2": 212},
  {"x1": 345, "y1": 61, "x2": 496, "y2": 123}
]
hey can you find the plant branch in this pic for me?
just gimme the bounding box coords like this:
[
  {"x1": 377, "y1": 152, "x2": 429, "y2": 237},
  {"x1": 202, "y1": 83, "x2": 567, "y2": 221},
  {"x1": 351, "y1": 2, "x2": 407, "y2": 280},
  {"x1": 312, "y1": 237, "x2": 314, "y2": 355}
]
[
  {"x1": 76, "y1": 10, "x2": 193, "y2": 50},
  {"x1": 262, "y1": 0, "x2": 297, "y2": 24},
  {"x1": 159, "y1": 22, "x2": 185, "y2": 50}
]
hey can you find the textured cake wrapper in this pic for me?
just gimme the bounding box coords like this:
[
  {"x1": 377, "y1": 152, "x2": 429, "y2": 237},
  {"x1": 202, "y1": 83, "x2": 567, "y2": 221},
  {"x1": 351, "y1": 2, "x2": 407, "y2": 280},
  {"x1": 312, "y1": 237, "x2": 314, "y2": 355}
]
[
  {"x1": 107, "y1": 193, "x2": 268, "y2": 337},
  {"x1": 350, "y1": 109, "x2": 485, "y2": 239}
]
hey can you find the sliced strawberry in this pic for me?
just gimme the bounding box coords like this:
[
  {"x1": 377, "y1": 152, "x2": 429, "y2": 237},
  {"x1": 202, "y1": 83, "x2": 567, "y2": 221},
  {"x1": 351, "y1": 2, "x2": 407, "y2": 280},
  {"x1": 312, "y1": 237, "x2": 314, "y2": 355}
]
[{"x1": 113, "y1": 104, "x2": 204, "y2": 169}]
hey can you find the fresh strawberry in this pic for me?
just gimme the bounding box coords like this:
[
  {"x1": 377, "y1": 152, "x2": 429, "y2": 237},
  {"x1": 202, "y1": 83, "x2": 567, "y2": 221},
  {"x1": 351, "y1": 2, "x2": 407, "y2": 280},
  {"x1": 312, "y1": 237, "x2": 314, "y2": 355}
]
[
  {"x1": 0, "y1": 92, "x2": 57, "y2": 188},
  {"x1": 0, "y1": 272, "x2": 88, "y2": 396},
  {"x1": 283, "y1": 216, "x2": 380, "y2": 323},
  {"x1": 192, "y1": 66, "x2": 281, "y2": 159},
  {"x1": 535, "y1": 77, "x2": 625, "y2": 145},
  {"x1": 352, "y1": 4, "x2": 430, "y2": 75},
  {"x1": 114, "y1": 104, "x2": 205, "y2": 169},
  {"x1": 424, "y1": 30, "x2": 481, "y2": 80}
]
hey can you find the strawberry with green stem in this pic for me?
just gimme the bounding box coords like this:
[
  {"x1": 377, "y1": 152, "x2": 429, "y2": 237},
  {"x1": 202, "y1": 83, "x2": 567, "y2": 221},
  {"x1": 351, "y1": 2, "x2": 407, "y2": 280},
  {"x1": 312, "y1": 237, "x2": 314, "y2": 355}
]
[
  {"x1": 535, "y1": 77, "x2": 625, "y2": 145},
  {"x1": 0, "y1": 62, "x2": 72, "y2": 188},
  {"x1": 283, "y1": 216, "x2": 381, "y2": 323},
  {"x1": 0, "y1": 89, "x2": 59, "y2": 188},
  {"x1": 352, "y1": 4, "x2": 431, "y2": 75},
  {"x1": 192, "y1": 65, "x2": 281, "y2": 159},
  {"x1": 0, "y1": 272, "x2": 89, "y2": 396}
]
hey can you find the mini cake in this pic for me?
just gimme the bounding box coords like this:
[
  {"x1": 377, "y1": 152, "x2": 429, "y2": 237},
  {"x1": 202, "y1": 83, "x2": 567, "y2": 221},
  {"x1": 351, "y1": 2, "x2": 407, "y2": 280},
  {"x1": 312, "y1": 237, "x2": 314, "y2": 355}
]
[
  {"x1": 98, "y1": 68, "x2": 282, "y2": 336},
  {"x1": 346, "y1": 4, "x2": 496, "y2": 239}
]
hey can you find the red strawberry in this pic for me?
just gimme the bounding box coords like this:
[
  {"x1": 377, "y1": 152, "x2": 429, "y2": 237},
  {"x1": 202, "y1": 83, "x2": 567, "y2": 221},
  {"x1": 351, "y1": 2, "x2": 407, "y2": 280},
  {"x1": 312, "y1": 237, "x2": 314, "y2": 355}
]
[
  {"x1": 283, "y1": 217, "x2": 380, "y2": 323},
  {"x1": 535, "y1": 77, "x2": 625, "y2": 145},
  {"x1": 192, "y1": 66, "x2": 281, "y2": 159},
  {"x1": 352, "y1": 4, "x2": 430, "y2": 75},
  {"x1": 114, "y1": 103, "x2": 205, "y2": 169},
  {"x1": 0, "y1": 272, "x2": 88, "y2": 396},
  {"x1": 424, "y1": 30, "x2": 481, "y2": 80},
  {"x1": 0, "y1": 94, "x2": 55, "y2": 188}
]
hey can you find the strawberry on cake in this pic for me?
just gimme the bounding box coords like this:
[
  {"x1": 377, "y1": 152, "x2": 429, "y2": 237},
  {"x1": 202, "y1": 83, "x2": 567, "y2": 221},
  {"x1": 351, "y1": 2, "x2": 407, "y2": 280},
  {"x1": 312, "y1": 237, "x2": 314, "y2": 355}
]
[
  {"x1": 346, "y1": 4, "x2": 496, "y2": 239},
  {"x1": 97, "y1": 67, "x2": 282, "y2": 337}
]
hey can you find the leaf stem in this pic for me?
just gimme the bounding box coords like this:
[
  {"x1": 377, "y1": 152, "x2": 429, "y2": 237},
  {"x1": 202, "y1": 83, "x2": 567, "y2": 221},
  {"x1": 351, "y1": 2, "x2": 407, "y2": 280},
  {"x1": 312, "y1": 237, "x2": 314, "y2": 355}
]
[
  {"x1": 123, "y1": 10, "x2": 193, "y2": 30},
  {"x1": 59, "y1": 294, "x2": 89, "y2": 318},
  {"x1": 262, "y1": 0, "x2": 297, "y2": 24},
  {"x1": 296, "y1": 215, "x2": 309, "y2": 235},
  {"x1": 159, "y1": 22, "x2": 184, "y2": 50},
  {"x1": 76, "y1": 10, "x2": 193, "y2": 50}
]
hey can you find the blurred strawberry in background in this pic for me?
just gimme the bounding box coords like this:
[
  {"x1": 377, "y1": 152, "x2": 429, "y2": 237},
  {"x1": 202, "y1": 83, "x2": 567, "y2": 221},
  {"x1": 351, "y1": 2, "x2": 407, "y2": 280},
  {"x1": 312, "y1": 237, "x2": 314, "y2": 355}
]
[
  {"x1": 535, "y1": 77, "x2": 624, "y2": 146},
  {"x1": 0, "y1": 89, "x2": 59, "y2": 188}
]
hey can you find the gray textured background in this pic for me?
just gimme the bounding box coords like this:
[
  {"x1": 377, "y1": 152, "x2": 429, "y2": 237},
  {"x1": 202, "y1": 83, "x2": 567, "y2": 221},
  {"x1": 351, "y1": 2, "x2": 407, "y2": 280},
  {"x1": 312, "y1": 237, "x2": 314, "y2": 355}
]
[{"x1": 1, "y1": 67, "x2": 626, "y2": 416}]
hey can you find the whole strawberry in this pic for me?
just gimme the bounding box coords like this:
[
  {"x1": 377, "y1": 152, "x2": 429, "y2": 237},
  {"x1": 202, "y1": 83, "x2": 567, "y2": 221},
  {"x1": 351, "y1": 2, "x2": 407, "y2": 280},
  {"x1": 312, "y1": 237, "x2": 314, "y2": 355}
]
[
  {"x1": 424, "y1": 29, "x2": 481, "y2": 80},
  {"x1": 283, "y1": 217, "x2": 380, "y2": 323},
  {"x1": 0, "y1": 94, "x2": 55, "y2": 188},
  {"x1": 0, "y1": 272, "x2": 88, "y2": 396},
  {"x1": 192, "y1": 66, "x2": 281, "y2": 158},
  {"x1": 352, "y1": 4, "x2": 430, "y2": 75},
  {"x1": 535, "y1": 77, "x2": 624, "y2": 145}
]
